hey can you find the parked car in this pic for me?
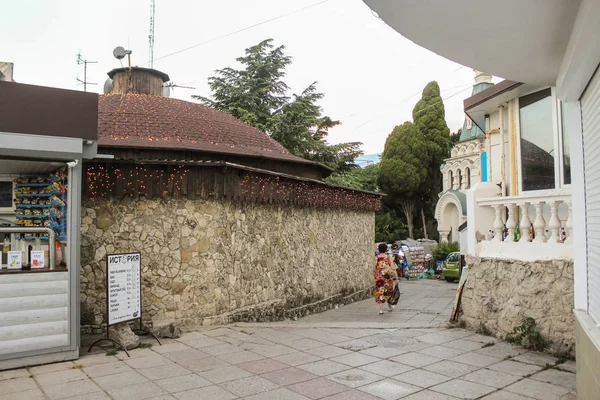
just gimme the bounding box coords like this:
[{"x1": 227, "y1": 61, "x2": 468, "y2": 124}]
[{"x1": 442, "y1": 252, "x2": 460, "y2": 282}]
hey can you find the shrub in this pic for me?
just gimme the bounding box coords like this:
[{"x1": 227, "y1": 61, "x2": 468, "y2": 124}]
[{"x1": 431, "y1": 241, "x2": 460, "y2": 261}]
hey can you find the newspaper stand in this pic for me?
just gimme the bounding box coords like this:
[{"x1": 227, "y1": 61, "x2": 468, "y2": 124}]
[{"x1": 88, "y1": 252, "x2": 160, "y2": 356}]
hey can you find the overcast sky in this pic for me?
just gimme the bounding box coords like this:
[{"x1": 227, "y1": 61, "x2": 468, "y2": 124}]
[{"x1": 1, "y1": 0, "x2": 501, "y2": 155}]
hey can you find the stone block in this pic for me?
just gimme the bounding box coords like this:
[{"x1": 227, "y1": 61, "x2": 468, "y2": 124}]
[
  {"x1": 152, "y1": 317, "x2": 181, "y2": 339},
  {"x1": 109, "y1": 323, "x2": 140, "y2": 350}
]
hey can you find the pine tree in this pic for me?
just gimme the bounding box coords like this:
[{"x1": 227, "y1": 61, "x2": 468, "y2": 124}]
[
  {"x1": 193, "y1": 39, "x2": 362, "y2": 172},
  {"x1": 412, "y1": 81, "x2": 451, "y2": 238},
  {"x1": 378, "y1": 122, "x2": 428, "y2": 238}
]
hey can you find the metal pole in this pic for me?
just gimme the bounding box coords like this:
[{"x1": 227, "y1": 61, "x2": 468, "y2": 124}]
[{"x1": 83, "y1": 61, "x2": 87, "y2": 92}]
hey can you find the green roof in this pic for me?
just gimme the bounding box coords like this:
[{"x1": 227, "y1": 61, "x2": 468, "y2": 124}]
[{"x1": 459, "y1": 80, "x2": 495, "y2": 141}]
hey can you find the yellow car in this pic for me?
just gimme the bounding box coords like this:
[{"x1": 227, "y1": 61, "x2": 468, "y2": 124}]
[{"x1": 442, "y1": 252, "x2": 460, "y2": 282}]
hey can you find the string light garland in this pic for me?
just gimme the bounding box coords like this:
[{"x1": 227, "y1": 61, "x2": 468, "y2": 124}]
[{"x1": 85, "y1": 163, "x2": 381, "y2": 211}]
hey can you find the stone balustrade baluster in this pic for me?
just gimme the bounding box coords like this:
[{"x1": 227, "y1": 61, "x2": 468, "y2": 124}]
[
  {"x1": 519, "y1": 202, "x2": 531, "y2": 242},
  {"x1": 565, "y1": 200, "x2": 573, "y2": 244},
  {"x1": 506, "y1": 203, "x2": 517, "y2": 242},
  {"x1": 533, "y1": 202, "x2": 547, "y2": 243},
  {"x1": 492, "y1": 205, "x2": 504, "y2": 242},
  {"x1": 548, "y1": 200, "x2": 562, "y2": 243}
]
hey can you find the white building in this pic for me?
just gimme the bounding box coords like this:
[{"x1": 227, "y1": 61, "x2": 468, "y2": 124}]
[
  {"x1": 435, "y1": 71, "x2": 493, "y2": 243},
  {"x1": 364, "y1": 0, "x2": 600, "y2": 397}
]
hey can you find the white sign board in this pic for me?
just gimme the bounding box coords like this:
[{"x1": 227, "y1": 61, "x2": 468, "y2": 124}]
[
  {"x1": 7, "y1": 251, "x2": 22, "y2": 270},
  {"x1": 30, "y1": 250, "x2": 45, "y2": 269},
  {"x1": 107, "y1": 253, "x2": 141, "y2": 326}
]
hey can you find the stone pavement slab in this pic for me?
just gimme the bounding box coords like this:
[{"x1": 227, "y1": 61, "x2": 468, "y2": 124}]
[
  {"x1": 173, "y1": 385, "x2": 236, "y2": 400},
  {"x1": 326, "y1": 368, "x2": 383, "y2": 388},
  {"x1": 402, "y1": 389, "x2": 460, "y2": 399},
  {"x1": 296, "y1": 359, "x2": 351, "y2": 376},
  {"x1": 461, "y1": 369, "x2": 521, "y2": 388},
  {"x1": 42, "y1": 379, "x2": 102, "y2": 400},
  {"x1": 423, "y1": 360, "x2": 480, "y2": 378},
  {"x1": 288, "y1": 377, "x2": 349, "y2": 399},
  {"x1": 0, "y1": 280, "x2": 578, "y2": 400},
  {"x1": 220, "y1": 375, "x2": 280, "y2": 397},
  {"x1": 487, "y1": 360, "x2": 545, "y2": 377},
  {"x1": 358, "y1": 359, "x2": 414, "y2": 377},
  {"x1": 0, "y1": 388, "x2": 47, "y2": 400},
  {"x1": 504, "y1": 378, "x2": 572, "y2": 399},
  {"x1": 358, "y1": 378, "x2": 421, "y2": 399},
  {"x1": 261, "y1": 367, "x2": 318, "y2": 386},
  {"x1": 321, "y1": 389, "x2": 382, "y2": 400},
  {"x1": 396, "y1": 368, "x2": 451, "y2": 388},
  {"x1": 154, "y1": 373, "x2": 212, "y2": 393},
  {"x1": 0, "y1": 377, "x2": 38, "y2": 396},
  {"x1": 273, "y1": 351, "x2": 322, "y2": 366},
  {"x1": 430, "y1": 378, "x2": 496, "y2": 399},
  {"x1": 530, "y1": 368, "x2": 576, "y2": 390},
  {"x1": 107, "y1": 381, "x2": 168, "y2": 400},
  {"x1": 389, "y1": 352, "x2": 442, "y2": 367},
  {"x1": 199, "y1": 365, "x2": 253, "y2": 384}
]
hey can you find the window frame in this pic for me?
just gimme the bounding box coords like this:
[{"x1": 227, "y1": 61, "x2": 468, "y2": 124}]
[
  {"x1": 0, "y1": 176, "x2": 15, "y2": 215},
  {"x1": 515, "y1": 87, "x2": 570, "y2": 194},
  {"x1": 557, "y1": 100, "x2": 572, "y2": 188}
]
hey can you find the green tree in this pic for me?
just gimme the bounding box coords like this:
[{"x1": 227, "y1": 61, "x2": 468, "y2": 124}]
[
  {"x1": 325, "y1": 163, "x2": 379, "y2": 191},
  {"x1": 378, "y1": 122, "x2": 428, "y2": 238},
  {"x1": 193, "y1": 39, "x2": 290, "y2": 132},
  {"x1": 375, "y1": 206, "x2": 409, "y2": 243},
  {"x1": 450, "y1": 129, "x2": 462, "y2": 147},
  {"x1": 193, "y1": 39, "x2": 362, "y2": 172},
  {"x1": 412, "y1": 81, "x2": 451, "y2": 238}
]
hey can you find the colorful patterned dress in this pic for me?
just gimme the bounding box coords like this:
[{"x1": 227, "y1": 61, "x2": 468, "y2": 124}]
[{"x1": 374, "y1": 254, "x2": 394, "y2": 304}]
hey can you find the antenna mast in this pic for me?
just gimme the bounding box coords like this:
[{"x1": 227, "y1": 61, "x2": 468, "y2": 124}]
[
  {"x1": 149, "y1": 0, "x2": 155, "y2": 68},
  {"x1": 76, "y1": 51, "x2": 97, "y2": 92}
]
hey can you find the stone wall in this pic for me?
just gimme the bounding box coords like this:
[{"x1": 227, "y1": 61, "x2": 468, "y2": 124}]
[
  {"x1": 461, "y1": 256, "x2": 575, "y2": 357},
  {"x1": 80, "y1": 197, "x2": 374, "y2": 332}
]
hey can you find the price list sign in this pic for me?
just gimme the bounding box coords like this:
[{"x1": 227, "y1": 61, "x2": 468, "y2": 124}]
[{"x1": 107, "y1": 252, "x2": 142, "y2": 326}]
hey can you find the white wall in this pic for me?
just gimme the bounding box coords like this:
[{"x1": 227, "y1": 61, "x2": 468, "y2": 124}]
[{"x1": 487, "y1": 110, "x2": 505, "y2": 189}]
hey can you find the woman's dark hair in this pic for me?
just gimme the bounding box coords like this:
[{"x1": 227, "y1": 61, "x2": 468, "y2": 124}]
[{"x1": 378, "y1": 243, "x2": 388, "y2": 254}]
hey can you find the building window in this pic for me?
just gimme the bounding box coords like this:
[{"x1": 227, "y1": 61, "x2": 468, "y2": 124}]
[
  {"x1": 0, "y1": 181, "x2": 12, "y2": 209},
  {"x1": 465, "y1": 167, "x2": 471, "y2": 188},
  {"x1": 561, "y1": 102, "x2": 571, "y2": 185},
  {"x1": 449, "y1": 171, "x2": 453, "y2": 189},
  {"x1": 519, "y1": 89, "x2": 555, "y2": 191},
  {"x1": 457, "y1": 169, "x2": 462, "y2": 189}
]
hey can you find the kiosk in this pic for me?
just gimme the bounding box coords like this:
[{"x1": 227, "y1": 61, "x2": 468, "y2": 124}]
[{"x1": 0, "y1": 80, "x2": 97, "y2": 369}]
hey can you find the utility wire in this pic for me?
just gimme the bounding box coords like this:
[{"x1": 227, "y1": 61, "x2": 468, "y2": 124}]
[
  {"x1": 413, "y1": 85, "x2": 473, "y2": 118},
  {"x1": 350, "y1": 83, "x2": 473, "y2": 131},
  {"x1": 152, "y1": 0, "x2": 332, "y2": 64}
]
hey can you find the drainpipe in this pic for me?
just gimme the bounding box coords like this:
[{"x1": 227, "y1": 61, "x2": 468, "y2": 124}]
[
  {"x1": 485, "y1": 115, "x2": 491, "y2": 183},
  {"x1": 499, "y1": 105, "x2": 506, "y2": 196}
]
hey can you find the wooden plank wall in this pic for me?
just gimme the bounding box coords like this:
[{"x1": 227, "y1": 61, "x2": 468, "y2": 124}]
[
  {"x1": 101, "y1": 148, "x2": 328, "y2": 181},
  {"x1": 0, "y1": 272, "x2": 69, "y2": 358},
  {"x1": 84, "y1": 163, "x2": 381, "y2": 211}
]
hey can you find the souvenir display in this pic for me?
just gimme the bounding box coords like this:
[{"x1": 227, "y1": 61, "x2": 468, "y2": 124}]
[{"x1": 13, "y1": 168, "x2": 68, "y2": 242}]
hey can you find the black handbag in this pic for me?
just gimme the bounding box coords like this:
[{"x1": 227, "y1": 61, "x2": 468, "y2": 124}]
[{"x1": 389, "y1": 285, "x2": 400, "y2": 305}]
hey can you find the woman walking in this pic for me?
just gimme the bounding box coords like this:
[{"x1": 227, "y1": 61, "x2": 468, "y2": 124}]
[{"x1": 374, "y1": 243, "x2": 399, "y2": 315}]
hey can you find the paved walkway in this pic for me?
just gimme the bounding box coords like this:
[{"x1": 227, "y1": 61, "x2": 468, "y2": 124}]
[{"x1": 0, "y1": 280, "x2": 576, "y2": 400}]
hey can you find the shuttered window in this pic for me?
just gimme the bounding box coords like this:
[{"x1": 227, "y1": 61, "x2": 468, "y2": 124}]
[{"x1": 582, "y1": 66, "x2": 600, "y2": 324}]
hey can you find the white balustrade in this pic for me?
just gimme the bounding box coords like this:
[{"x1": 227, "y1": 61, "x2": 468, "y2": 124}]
[
  {"x1": 548, "y1": 201, "x2": 562, "y2": 243},
  {"x1": 492, "y1": 205, "x2": 504, "y2": 242},
  {"x1": 565, "y1": 200, "x2": 573, "y2": 244},
  {"x1": 476, "y1": 191, "x2": 572, "y2": 246},
  {"x1": 518, "y1": 202, "x2": 531, "y2": 242},
  {"x1": 533, "y1": 202, "x2": 547, "y2": 243},
  {"x1": 506, "y1": 203, "x2": 517, "y2": 241}
]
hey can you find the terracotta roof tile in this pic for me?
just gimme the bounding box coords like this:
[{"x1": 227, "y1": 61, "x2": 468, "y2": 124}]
[{"x1": 98, "y1": 94, "x2": 319, "y2": 166}]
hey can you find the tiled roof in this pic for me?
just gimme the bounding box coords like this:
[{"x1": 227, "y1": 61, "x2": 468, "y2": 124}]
[{"x1": 98, "y1": 94, "x2": 320, "y2": 166}]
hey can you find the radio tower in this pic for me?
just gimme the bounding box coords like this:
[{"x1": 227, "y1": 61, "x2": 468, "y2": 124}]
[{"x1": 149, "y1": 0, "x2": 155, "y2": 68}]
